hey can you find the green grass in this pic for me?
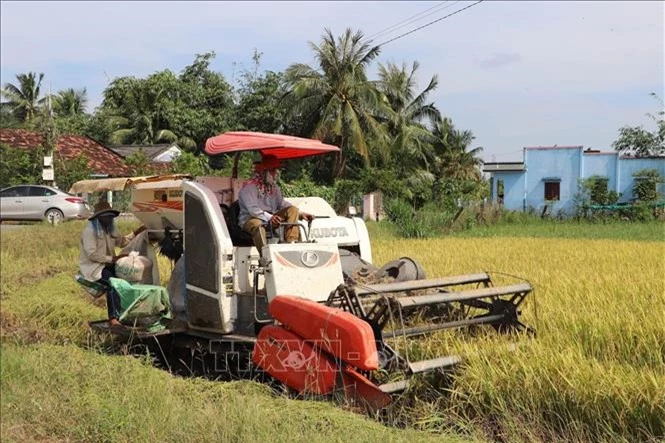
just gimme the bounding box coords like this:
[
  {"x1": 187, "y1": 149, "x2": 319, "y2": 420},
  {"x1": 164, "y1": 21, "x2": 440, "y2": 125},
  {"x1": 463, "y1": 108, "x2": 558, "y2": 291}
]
[
  {"x1": 1, "y1": 344, "x2": 464, "y2": 443},
  {"x1": 453, "y1": 219, "x2": 665, "y2": 241},
  {"x1": 366, "y1": 219, "x2": 665, "y2": 242}
]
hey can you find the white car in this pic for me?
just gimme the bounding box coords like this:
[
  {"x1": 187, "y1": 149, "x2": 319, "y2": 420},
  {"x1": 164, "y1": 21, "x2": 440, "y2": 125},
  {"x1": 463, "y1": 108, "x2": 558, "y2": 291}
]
[{"x1": 0, "y1": 185, "x2": 91, "y2": 224}]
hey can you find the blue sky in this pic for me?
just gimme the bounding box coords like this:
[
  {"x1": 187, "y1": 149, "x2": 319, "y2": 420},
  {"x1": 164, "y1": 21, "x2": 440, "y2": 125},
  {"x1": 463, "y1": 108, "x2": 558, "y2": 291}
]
[{"x1": 1, "y1": 1, "x2": 663, "y2": 161}]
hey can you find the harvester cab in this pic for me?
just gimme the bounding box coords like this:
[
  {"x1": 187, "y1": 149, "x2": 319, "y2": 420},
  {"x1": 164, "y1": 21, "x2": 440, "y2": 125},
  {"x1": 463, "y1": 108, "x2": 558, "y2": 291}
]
[{"x1": 78, "y1": 131, "x2": 534, "y2": 412}]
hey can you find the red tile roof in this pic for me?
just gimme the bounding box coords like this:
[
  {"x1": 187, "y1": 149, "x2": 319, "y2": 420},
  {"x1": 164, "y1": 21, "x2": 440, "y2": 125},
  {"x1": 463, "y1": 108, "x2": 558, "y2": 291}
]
[{"x1": 0, "y1": 129, "x2": 131, "y2": 176}]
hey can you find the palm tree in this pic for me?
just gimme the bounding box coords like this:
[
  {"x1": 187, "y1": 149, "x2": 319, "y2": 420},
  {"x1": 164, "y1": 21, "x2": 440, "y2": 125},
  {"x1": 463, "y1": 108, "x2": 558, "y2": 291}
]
[
  {"x1": 53, "y1": 88, "x2": 88, "y2": 116},
  {"x1": 105, "y1": 79, "x2": 177, "y2": 145},
  {"x1": 377, "y1": 61, "x2": 440, "y2": 127},
  {"x1": 430, "y1": 116, "x2": 484, "y2": 181},
  {"x1": 376, "y1": 60, "x2": 441, "y2": 173},
  {"x1": 281, "y1": 28, "x2": 390, "y2": 179},
  {"x1": 1, "y1": 72, "x2": 46, "y2": 122}
]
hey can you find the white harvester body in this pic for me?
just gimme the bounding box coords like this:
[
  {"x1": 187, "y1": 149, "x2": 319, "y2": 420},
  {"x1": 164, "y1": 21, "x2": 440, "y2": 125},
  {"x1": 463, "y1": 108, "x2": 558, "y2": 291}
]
[{"x1": 128, "y1": 176, "x2": 372, "y2": 335}]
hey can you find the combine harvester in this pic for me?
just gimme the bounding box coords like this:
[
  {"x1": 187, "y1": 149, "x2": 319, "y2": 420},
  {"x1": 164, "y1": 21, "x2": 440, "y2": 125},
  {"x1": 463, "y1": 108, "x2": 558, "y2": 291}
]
[{"x1": 76, "y1": 132, "x2": 534, "y2": 411}]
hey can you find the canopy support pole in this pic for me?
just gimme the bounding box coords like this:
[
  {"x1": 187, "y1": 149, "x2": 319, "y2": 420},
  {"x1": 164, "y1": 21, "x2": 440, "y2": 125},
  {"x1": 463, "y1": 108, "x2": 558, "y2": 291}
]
[{"x1": 232, "y1": 152, "x2": 240, "y2": 179}]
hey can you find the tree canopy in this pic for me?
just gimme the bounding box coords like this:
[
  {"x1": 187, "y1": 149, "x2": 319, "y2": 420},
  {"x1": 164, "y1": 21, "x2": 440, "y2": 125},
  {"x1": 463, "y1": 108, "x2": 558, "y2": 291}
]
[
  {"x1": 613, "y1": 93, "x2": 665, "y2": 157},
  {"x1": 0, "y1": 28, "x2": 490, "y2": 212}
]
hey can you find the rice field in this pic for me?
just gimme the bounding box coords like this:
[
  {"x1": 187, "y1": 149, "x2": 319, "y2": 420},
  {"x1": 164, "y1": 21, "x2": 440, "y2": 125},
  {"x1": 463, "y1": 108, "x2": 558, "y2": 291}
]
[
  {"x1": 370, "y1": 231, "x2": 665, "y2": 442},
  {"x1": 1, "y1": 220, "x2": 664, "y2": 442}
]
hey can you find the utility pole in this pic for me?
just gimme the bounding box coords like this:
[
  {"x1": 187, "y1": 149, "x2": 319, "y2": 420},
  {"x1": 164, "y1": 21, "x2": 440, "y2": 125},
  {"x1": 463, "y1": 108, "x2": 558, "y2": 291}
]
[
  {"x1": 42, "y1": 82, "x2": 57, "y2": 188},
  {"x1": 49, "y1": 84, "x2": 56, "y2": 189}
]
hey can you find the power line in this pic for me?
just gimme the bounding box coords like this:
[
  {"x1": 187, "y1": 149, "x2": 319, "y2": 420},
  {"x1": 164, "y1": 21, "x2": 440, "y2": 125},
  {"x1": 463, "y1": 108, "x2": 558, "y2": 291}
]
[
  {"x1": 157, "y1": 2, "x2": 485, "y2": 110},
  {"x1": 371, "y1": 1, "x2": 463, "y2": 42},
  {"x1": 368, "y1": 1, "x2": 458, "y2": 41},
  {"x1": 377, "y1": 1, "x2": 485, "y2": 48}
]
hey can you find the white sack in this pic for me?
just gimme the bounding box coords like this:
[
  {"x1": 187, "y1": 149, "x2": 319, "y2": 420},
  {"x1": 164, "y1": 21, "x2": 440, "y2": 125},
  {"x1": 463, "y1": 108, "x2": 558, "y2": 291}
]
[{"x1": 115, "y1": 251, "x2": 152, "y2": 283}]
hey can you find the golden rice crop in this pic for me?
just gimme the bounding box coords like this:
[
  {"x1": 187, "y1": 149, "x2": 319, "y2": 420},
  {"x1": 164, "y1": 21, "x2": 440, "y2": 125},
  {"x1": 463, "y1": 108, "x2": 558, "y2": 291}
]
[{"x1": 372, "y1": 235, "x2": 665, "y2": 442}]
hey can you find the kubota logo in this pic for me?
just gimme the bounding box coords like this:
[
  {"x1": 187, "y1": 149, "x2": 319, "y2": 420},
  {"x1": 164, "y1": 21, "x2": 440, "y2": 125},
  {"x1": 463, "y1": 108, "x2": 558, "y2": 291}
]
[
  {"x1": 301, "y1": 251, "x2": 319, "y2": 267},
  {"x1": 309, "y1": 227, "x2": 349, "y2": 238}
]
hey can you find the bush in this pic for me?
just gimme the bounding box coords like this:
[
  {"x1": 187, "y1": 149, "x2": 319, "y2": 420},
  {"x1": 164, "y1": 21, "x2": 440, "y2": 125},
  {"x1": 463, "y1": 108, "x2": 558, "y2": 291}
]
[
  {"x1": 632, "y1": 168, "x2": 664, "y2": 202},
  {"x1": 618, "y1": 202, "x2": 657, "y2": 222},
  {"x1": 0, "y1": 143, "x2": 92, "y2": 192},
  {"x1": 432, "y1": 177, "x2": 488, "y2": 214},
  {"x1": 280, "y1": 176, "x2": 335, "y2": 203},
  {"x1": 0, "y1": 143, "x2": 44, "y2": 188},
  {"x1": 384, "y1": 197, "x2": 434, "y2": 238},
  {"x1": 331, "y1": 179, "x2": 364, "y2": 215}
]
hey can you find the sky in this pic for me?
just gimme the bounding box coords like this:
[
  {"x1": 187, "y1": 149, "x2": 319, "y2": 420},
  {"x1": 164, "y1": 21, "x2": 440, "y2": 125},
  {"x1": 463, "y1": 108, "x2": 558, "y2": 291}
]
[{"x1": 1, "y1": 0, "x2": 663, "y2": 162}]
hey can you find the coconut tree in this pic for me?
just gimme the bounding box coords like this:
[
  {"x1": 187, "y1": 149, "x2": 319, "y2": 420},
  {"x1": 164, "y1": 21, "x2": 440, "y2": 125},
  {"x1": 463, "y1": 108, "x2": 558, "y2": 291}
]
[
  {"x1": 104, "y1": 78, "x2": 177, "y2": 145},
  {"x1": 1, "y1": 72, "x2": 46, "y2": 122},
  {"x1": 281, "y1": 28, "x2": 390, "y2": 179},
  {"x1": 430, "y1": 116, "x2": 484, "y2": 180},
  {"x1": 376, "y1": 60, "x2": 441, "y2": 173},
  {"x1": 53, "y1": 88, "x2": 88, "y2": 116}
]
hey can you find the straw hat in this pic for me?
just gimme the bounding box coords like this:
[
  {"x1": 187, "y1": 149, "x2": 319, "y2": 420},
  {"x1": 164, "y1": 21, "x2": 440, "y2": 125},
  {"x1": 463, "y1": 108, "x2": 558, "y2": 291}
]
[{"x1": 89, "y1": 201, "x2": 120, "y2": 220}]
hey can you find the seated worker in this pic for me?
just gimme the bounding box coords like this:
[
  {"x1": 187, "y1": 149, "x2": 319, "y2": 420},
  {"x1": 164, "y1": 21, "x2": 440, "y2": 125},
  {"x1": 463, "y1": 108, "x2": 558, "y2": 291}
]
[
  {"x1": 238, "y1": 155, "x2": 313, "y2": 257},
  {"x1": 79, "y1": 201, "x2": 146, "y2": 326}
]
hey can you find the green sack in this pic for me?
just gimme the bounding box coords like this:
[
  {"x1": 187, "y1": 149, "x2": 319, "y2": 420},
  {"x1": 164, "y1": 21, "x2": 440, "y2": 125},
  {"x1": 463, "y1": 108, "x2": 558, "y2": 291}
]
[{"x1": 109, "y1": 278, "x2": 173, "y2": 329}]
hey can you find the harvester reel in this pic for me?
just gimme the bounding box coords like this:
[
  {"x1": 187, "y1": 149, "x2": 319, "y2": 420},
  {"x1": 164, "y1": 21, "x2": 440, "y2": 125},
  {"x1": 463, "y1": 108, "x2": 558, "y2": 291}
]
[{"x1": 325, "y1": 271, "x2": 534, "y2": 394}]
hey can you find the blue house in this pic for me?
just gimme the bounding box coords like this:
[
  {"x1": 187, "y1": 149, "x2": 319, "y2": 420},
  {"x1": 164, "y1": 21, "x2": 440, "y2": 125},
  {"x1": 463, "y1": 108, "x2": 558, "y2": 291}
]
[{"x1": 483, "y1": 146, "x2": 665, "y2": 215}]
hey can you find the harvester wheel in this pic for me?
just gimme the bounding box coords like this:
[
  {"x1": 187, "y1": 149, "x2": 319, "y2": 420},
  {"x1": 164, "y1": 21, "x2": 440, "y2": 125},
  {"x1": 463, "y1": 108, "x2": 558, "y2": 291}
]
[
  {"x1": 488, "y1": 298, "x2": 522, "y2": 333},
  {"x1": 375, "y1": 257, "x2": 426, "y2": 282}
]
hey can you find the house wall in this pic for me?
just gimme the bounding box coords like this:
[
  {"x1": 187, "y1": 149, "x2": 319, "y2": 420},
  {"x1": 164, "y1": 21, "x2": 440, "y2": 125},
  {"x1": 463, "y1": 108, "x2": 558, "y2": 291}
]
[
  {"x1": 583, "y1": 154, "x2": 617, "y2": 193},
  {"x1": 487, "y1": 149, "x2": 665, "y2": 214},
  {"x1": 524, "y1": 147, "x2": 581, "y2": 214},
  {"x1": 491, "y1": 172, "x2": 524, "y2": 211},
  {"x1": 617, "y1": 157, "x2": 665, "y2": 201}
]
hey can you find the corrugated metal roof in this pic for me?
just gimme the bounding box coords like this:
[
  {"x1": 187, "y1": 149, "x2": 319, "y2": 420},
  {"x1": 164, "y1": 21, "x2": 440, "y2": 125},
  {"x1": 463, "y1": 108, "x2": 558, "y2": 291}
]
[
  {"x1": 109, "y1": 143, "x2": 178, "y2": 160},
  {"x1": 482, "y1": 162, "x2": 525, "y2": 172},
  {"x1": 524, "y1": 145, "x2": 583, "y2": 150}
]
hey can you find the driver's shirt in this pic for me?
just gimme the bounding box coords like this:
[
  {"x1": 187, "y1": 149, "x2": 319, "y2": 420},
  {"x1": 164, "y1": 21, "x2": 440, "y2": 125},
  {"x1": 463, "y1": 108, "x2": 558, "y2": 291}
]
[{"x1": 237, "y1": 182, "x2": 292, "y2": 228}]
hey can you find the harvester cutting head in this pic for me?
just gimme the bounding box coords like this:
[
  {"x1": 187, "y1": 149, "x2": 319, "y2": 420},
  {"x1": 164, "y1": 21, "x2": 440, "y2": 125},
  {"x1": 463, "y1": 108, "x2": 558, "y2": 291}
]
[
  {"x1": 253, "y1": 268, "x2": 534, "y2": 411},
  {"x1": 327, "y1": 273, "x2": 533, "y2": 389}
]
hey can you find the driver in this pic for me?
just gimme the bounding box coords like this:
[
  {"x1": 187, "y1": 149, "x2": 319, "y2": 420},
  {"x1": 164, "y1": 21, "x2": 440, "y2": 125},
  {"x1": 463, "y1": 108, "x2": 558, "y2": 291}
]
[{"x1": 237, "y1": 155, "x2": 313, "y2": 257}]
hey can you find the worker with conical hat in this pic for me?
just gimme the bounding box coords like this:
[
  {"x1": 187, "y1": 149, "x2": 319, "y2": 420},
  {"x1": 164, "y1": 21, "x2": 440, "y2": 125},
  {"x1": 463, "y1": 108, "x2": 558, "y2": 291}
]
[
  {"x1": 79, "y1": 200, "x2": 146, "y2": 327},
  {"x1": 238, "y1": 154, "x2": 313, "y2": 257}
]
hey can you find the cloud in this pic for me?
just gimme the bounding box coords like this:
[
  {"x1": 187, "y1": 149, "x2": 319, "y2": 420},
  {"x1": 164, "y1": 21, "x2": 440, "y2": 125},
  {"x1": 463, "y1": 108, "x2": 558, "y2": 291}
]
[{"x1": 479, "y1": 53, "x2": 522, "y2": 69}]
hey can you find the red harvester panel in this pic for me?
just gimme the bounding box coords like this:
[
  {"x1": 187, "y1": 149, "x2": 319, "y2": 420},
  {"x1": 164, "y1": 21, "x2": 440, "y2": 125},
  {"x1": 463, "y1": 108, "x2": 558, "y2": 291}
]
[
  {"x1": 252, "y1": 325, "x2": 338, "y2": 395},
  {"x1": 269, "y1": 296, "x2": 379, "y2": 371},
  {"x1": 342, "y1": 366, "x2": 392, "y2": 411}
]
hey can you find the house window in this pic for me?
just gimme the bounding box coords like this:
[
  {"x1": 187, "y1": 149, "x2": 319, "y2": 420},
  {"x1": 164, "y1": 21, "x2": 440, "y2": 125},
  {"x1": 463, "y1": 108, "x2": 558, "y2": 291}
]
[{"x1": 544, "y1": 181, "x2": 560, "y2": 201}]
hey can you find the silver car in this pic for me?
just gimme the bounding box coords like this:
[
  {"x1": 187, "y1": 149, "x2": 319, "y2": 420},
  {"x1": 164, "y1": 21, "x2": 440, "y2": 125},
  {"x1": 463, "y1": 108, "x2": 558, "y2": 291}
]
[{"x1": 0, "y1": 185, "x2": 91, "y2": 224}]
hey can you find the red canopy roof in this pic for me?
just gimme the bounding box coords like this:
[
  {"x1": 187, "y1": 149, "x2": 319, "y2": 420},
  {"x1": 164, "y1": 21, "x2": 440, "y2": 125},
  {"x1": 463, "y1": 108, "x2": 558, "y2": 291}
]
[{"x1": 204, "y1": 131, "x2": 339, "y2": 160}]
